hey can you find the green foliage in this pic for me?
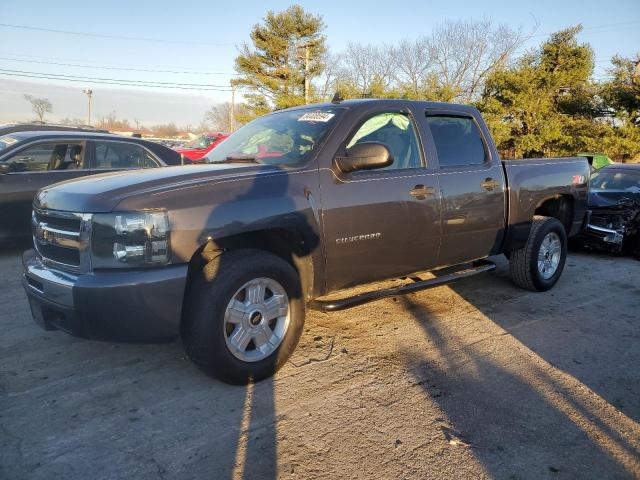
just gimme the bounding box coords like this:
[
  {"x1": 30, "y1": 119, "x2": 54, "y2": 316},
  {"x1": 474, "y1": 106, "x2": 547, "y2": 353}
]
[
  {"x1": 600, "y1": 55, "x2": 640, "y2": 126},
  {"x1": 478, "y1": 25, "x2": 597, "y2": 157},
  {"x1": 478, "y1": 25, "x2": 640, "y2": 160},
  {"x1": 234, "y1": 5, "x2": 326, "y2": 119}
]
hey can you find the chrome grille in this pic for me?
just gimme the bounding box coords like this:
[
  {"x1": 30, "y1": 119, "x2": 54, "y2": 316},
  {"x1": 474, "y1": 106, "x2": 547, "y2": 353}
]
[{"x1": 32, "y1": 208, "x2": 92, "y2": 272}]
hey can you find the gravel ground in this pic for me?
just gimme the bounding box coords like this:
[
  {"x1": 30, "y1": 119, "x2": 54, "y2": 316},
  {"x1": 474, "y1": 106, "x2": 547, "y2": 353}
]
[{"x1": 1, "y1": 244, "x2": 639, "y2": 480}]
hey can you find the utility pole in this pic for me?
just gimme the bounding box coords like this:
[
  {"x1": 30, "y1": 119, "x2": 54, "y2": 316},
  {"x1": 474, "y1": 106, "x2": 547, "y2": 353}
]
[
  {"x1": 229, "y1": 82, "x2": 236, "y2": 132},
  {"x1": 82, "y1": 89, "x2": 93, "y2": 126},
  {"x1": 304, "y1": 44, "x2": 310, "y2": 104}
]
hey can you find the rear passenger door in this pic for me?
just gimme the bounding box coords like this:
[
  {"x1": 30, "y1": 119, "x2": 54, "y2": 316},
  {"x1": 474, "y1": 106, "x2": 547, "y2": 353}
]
[
  {"x1": 89, "y1": 140, "x2": 161, "y2": 171},
  {"x1": 426, "y1": 111, "x2": 506, "y2": 266}
]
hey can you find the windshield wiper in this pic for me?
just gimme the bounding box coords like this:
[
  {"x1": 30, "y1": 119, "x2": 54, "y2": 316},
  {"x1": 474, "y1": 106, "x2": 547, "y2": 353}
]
[{"x1": 213, "y1": 155, "x2": 262, "y2": 164}]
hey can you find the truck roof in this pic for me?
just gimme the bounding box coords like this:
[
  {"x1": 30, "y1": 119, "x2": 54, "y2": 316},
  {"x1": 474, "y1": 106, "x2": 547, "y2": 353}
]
[{"x1": 279, "y1": 98, "x2": 479, "y2": 114}]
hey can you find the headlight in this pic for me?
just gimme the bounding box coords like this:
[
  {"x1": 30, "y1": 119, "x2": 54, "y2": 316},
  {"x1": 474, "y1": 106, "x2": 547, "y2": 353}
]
[{"x1": 91, "y1": 210, "x2": 170, "y2": 268}]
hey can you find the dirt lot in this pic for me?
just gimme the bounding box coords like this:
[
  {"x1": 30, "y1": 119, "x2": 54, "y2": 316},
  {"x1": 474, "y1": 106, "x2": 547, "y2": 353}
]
[{"x1": 1, "y1": 244, "x2": 639, "y2": 480}]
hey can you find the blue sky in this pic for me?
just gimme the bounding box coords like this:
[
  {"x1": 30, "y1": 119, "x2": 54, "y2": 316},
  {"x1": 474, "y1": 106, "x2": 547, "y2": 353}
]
[{"x1": 1, "y1": 0, "x2": 638, "y2": 125}]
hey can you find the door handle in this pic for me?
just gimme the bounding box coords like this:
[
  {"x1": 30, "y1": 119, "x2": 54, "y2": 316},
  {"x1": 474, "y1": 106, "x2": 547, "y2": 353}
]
[
  {"x1": 480, "y1": 178, "x2": 500, "y2": 191},
  {"x1": 409, "y1": 185, "x2": 435, "y2": 199}
]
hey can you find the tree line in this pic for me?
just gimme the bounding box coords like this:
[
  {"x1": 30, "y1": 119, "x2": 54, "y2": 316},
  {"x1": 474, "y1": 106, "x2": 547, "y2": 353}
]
[{"x1": 230, "y1": 5, "x2": 640, "y2": 161}]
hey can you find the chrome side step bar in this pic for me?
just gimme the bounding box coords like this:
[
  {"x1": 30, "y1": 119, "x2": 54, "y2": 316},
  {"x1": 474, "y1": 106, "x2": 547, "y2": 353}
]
[{"x1": 308, "y1": 260, "x2": 496, "y2": 312}]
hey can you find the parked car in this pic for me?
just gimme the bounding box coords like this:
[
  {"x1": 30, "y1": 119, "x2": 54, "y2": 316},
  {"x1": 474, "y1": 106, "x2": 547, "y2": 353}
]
[
  {"x1": 0, "y1": 123, "x2": 108, "y2": 136},
  {"x1": 0, "y1": 131, "x2": 183, "y2": 240},
  {"x1": 23, "y1": 99, "x2": 590, "y2": 384},
  {"x1": 574, "y1": 163, "x2": 640, "y2": 257},
  {"x1": 175, "y1": 132, "x2": 229, "y2": 161}
]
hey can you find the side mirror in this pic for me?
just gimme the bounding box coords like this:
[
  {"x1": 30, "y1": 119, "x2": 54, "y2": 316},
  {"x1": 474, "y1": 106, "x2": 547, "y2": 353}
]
[
  {"x1": 335, "y1": 142, "x2": 393, "y2": 173},
  {"x1": 0, "y1": 163, "x2": 11, "y2": 175}
]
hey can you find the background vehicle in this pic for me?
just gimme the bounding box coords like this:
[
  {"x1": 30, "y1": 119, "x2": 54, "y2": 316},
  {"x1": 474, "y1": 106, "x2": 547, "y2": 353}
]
[
  {"x1": 0, "y1": 131, "x2": 183, "y2": 240},
  {"x1": 22, "y1": 100, "x2": 589, "y2": 384},
  {"x1": 575, "y1": 163, "x2": 640, "y2": 256},
  {"x1": 175, "y1": 132, "x2": 229, "y2": 161}
]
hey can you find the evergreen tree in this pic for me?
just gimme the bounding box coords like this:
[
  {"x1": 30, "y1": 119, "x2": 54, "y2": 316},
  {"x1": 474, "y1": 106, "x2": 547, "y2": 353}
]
[
  {"x1": 478, "y1": 26, "x2": 598, "y2": 158},
  {"x1": 234, "y1": 5, "x2": 326, "y2": 119}
]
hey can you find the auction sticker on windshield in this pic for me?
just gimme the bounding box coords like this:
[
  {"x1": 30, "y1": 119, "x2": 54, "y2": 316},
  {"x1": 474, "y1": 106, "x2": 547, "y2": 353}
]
[{"x1": 298, "y1": 112, "x2": 335, "y2": 122}]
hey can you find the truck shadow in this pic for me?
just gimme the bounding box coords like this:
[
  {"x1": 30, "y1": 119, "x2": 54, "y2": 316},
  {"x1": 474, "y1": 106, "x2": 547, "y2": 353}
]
[
  {"x1": 447, "y1": 254, "x2": 640, "y2": 424},
  {"x1": 397, "y1": 256, "x2": 640, "y2": 477},
  {"x1": 185, "y1": 164, "x2": 321, "y2": 479}
]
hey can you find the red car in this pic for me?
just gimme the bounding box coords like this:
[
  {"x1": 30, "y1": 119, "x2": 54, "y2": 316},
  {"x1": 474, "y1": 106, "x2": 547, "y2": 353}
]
[{"x1": 175, "y1": 132, "x2": 229, "y2": 161}]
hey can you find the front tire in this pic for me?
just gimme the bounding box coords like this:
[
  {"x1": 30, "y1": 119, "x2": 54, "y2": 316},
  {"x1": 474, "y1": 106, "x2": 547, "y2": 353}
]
[
  {"x1": 181, "y1": 249, "x2": 305, "y2": 384},
  {"x1": 509, "y1": 216, "x2": 567, "y2": 292}
]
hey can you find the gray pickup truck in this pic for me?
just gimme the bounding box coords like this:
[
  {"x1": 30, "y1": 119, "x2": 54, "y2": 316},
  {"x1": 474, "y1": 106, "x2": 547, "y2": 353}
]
[{"x1": 22, "y1": 99, "x2": 590, "y2": 384}]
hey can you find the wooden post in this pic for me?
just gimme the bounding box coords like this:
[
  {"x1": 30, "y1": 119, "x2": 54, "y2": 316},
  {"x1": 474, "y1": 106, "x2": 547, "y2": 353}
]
[
  {"x1": 304, "y1": 44, "x2": 310, "y2": 104},
  {"x1": 230, "y1": 82, "x2": 236, "y2": 132}
]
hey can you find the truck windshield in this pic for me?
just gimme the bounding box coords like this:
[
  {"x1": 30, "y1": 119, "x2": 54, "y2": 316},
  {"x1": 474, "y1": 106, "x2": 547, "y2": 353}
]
[
  {"x1": 205, "y1": 107, "x2": 343, "y2": 167},
  {"x1": 591, "y1": 169, "x2": 640, "y2": 191}
]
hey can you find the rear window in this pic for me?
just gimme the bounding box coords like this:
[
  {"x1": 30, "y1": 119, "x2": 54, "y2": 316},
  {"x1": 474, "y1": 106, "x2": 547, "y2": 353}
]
[{"x1": 426, "y1": 115, "x2": 486, "y2": 167}]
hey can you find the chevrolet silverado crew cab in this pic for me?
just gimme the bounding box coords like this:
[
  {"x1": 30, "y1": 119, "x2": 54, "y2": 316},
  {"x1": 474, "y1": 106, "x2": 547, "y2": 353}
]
[{"x1": 23, "y1": 100, "x2": 590, "y2": 384}]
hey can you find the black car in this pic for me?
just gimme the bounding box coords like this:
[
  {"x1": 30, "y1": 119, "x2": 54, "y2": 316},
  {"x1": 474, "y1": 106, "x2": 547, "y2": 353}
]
[
  {"x1": 0, "y1": 131, "x2": 183, "y2": 240},
  {"x1": 579, "y1": 163, "x2": 640, "y2": 257}
]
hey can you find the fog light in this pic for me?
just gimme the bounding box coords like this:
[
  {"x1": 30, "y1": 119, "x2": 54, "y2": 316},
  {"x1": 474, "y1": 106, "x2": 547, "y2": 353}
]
[{"x1": 113, "y1": 243, "x2": 145, "y2": 262}]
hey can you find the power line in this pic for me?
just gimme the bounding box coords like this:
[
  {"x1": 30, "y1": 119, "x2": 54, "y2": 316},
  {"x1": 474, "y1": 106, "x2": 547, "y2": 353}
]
[
  {"x1": 0, "y1": 22, "x2": 236, "y2": 47},
  {"x1": 0, "y1": 68, "x2": 233, "y2": 88},
  {"x1": 0, "y1": 56, "x2": 238, "y2": 75},
  {"x1": 0, "y1": 50, "x2": 237, "y2": 74},
  {"x1": 529, "y1": 20, "x2": 640, "y2": 38},
  {"x1": 0, "y1": 69, "x2": 235, "y2": 91}
]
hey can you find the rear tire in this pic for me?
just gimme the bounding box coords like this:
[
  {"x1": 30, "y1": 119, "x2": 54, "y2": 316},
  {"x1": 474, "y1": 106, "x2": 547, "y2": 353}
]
[
  {"x1": 509, "y1": 216, "x2": 567, "y2": 292},
  {"x1": 181, "y1": 249, "x2": 305, "y2": 384}
]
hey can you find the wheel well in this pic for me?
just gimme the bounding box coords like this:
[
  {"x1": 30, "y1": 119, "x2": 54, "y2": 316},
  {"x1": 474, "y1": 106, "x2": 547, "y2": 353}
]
[
  {"x1": 534, "y1": 195, "x2": 574, "y2": 232},
  {"x1": 184, "y1": 228, "x2": 315, "y2": 302}
]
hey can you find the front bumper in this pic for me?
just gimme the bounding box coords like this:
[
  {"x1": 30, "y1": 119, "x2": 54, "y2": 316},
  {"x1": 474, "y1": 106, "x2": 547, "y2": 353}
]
[
  {"x1": 22, "y1": 249, "x2": 188, "y2": 342},
  {"x1": 583, "y1": 223, "x2": 624, "y2": 245}
]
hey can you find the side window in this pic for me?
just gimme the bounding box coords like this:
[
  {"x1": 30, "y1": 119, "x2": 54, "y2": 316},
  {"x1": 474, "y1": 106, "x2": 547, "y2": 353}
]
[
  {"x1": 3, "y1": 143, "x2": 83, "y2": 172},
  {"x1": 94, "y1": 141, "x2": 146, "y2": 169},
  {"x1": 346, "y1": 112, "x2": 423, "y2": 170},
  {"x1": 426, "y1": 115, "x2": 487, "y2": 167}
]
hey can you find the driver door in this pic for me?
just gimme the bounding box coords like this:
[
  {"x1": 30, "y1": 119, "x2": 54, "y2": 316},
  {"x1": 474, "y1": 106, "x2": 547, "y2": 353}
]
[{"x1": 320, "y1": 108, "x2": 441, "y2": 291}]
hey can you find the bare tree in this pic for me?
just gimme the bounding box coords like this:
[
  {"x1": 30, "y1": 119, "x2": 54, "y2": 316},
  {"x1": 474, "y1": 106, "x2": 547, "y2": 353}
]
[
  {"x1": 95, "y1": 111, "x2": 131, "y2": 131},
  {"x1": 427, "y1": 18, "x2": 532, "y2": 101},
  {"x1": 340, "y1": 42, "x2": 397, "y2": 95},
  {"x1": 23, "y1": 94, "x2": 53, "y2": 122},
  {"x1": 316, "y1": 52, "x2": 345, "y2": 100},
  {"x1": 150, "y1": 123, "x2": 179, "y2": 138},
  {"x1": 392, "y1": 37, "x2": 432, "y2": 97},
  {"x1": 205, "y1": 102, "x2": 249, "y2": 132}
]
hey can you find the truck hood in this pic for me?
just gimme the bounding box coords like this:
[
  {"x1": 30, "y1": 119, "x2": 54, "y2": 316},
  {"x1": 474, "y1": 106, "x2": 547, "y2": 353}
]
[{"x1": 35, "y1": 163, "x2": 279, "y2": 213}]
